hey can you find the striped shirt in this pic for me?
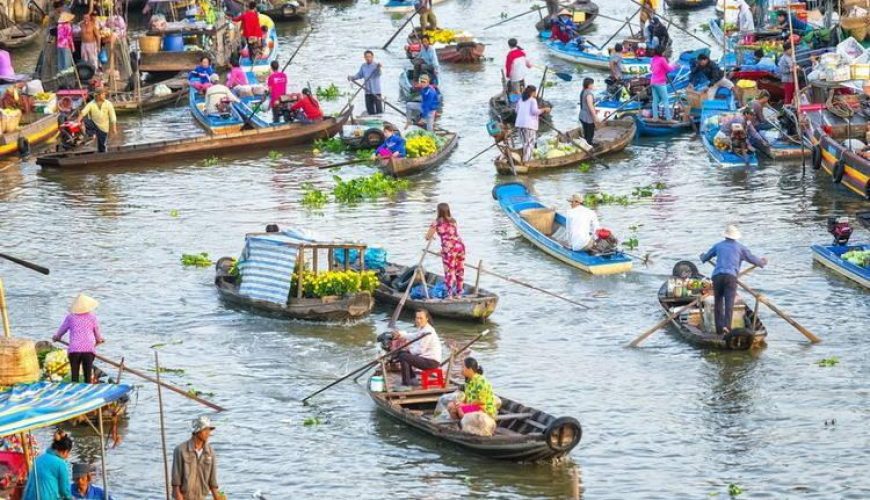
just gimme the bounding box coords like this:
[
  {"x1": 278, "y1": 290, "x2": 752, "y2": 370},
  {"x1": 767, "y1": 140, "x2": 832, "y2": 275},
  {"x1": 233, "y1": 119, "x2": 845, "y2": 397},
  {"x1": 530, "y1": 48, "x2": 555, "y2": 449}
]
[{"x1": 54, "y1": 313, "x2": 103, "y2": 353}]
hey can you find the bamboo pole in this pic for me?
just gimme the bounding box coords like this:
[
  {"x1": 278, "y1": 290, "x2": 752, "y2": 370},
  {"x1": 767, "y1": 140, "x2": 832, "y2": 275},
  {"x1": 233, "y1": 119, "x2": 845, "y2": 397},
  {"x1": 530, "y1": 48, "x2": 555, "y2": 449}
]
[
  {"x1": 154, "y1": 352, "x2": 171, "y2": 500},
  {"x1": 0, "y1": 278, "x2": 11, "y2": 337},
  {"x1": 473, "y1": 259, "x2": 482, "y2": 296},
  {"x1": 97, "y1": 408, "x2": 110, "y2": 500},
  {"x1": 786, "y1": 7, "x2": 808, "y2": 174}
]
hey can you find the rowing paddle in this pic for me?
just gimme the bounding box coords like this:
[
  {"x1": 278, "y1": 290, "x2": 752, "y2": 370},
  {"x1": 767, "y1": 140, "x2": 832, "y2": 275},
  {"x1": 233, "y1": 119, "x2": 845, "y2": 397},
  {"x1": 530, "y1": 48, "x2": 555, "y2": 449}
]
[
  {"x1": 0, "y1": 253, "x2": 50, "y2": 275},
  {"x1": 383, "y1": 6, "x2": 422, "y2": 50},
  {"x1": 389, "y1": 240, "x2": 433, "y2": 329},
  {"x1": 317, "y1": 158, "x2": 370, "y2": 169},
  {"x1": 347, "y1": 79, "x2": 448, "y2": 134},
  {"x1": 241, "y1": 28, "x2": 313, "y2": 131},
  {"x1": 483, "y1": 5, "x2": 546, "y2": 30}
]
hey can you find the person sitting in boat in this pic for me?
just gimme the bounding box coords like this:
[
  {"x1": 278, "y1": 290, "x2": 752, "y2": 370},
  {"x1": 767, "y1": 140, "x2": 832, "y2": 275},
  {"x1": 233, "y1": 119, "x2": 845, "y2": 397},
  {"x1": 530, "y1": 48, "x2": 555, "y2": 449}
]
[
  {"x1": 204, "y1": 81, "x2": 240, "y2": 117},
  {"x1": 374, "y1": 123, "x2": 406, "y2": 159},
  {"x1": 0, "y1": 83, "x2": 33, "y2": 114},
  {"x1": 406, "y1": 74, "x2": 439, "y2": 131},
  {"x1": 447, "y1": 357, "x2": 498, "y2": 421},
  {"x1": 645, "y1": 17, "x2": 670, "y2": 51},
  {"x1": 289, "y1": 87, "x2": 323, "y2": 123},
  {"x1": 564, "y1": 193, "x2": 600, "y2": 252},
  {"x1": 753, "y1": 49, "x2": 776, "y2": 71},
  {"x1": 688, "y1": 53, "x2": 734, "y2": 100},
  {"x1": 774, "y1": 10, "x2": 808, "y2": 36},
  {"x1": 391, "y1": 310, "x2": 442, "y2": 388},
  {"x1": 699, "y1": 224, "x2": 767, "y2": 336},
  {"x1": 189, "y1": 56, "x2": 216, "y2": 93},
  {"x1": 749, "y1": 90, "x2": 772, "y2": 130},
  {"x1": 226, "y1": 58, "x2": 263, "y2": 97},
  {"x1": 550, "y1": 8, "x2": 578, "y2": 43},
  {"x1": 719, "y1": 108, "x2": 768, "y2": 152},
  {"x1": 71, "y1": 463, "x2": 114, "y2": 500}
]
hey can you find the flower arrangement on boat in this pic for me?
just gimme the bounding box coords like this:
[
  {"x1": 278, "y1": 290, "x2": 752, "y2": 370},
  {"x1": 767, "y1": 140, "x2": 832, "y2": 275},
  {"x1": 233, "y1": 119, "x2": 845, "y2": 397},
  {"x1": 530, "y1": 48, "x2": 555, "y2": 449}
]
[{"x1": 290, "y1": 270, "x2": 380, "y2": 299}]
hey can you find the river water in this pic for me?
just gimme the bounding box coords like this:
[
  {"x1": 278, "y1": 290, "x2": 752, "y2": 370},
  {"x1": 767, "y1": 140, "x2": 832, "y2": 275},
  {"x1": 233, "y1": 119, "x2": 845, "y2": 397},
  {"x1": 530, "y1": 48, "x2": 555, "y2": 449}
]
[{"x1": 1, "y1": 1, "x2": 869, "y2": 498}]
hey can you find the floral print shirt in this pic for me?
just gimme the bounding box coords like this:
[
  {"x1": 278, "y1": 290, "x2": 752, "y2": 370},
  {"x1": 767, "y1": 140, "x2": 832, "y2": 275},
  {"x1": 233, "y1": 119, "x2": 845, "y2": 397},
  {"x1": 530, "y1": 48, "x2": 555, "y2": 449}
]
[
  {"x1": 432, "y1": 219, "x2": 465, "y2": 255},
  {"x1": 464, "y1": 374, "x2": 497, "y2": 417}
]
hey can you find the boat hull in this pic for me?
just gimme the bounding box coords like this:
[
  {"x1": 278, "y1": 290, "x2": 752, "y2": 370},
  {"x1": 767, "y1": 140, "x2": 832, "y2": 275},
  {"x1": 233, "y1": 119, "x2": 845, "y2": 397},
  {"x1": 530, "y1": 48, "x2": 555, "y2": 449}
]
[
  {"x1": 816, "y1": 135, "x2": 870, "y2": 199},
  {"x1": 381, "y1": 131, "x2": 458, "y2": 177},
  {"x1": 811, "y1": 244, "x2": 870, "y2": 289},
  {"x1": 0, "y1": 113, "x2": 59, "y2": 158},
  {"x1": 665, "y1": 0, "x2": 715, "y2": 8},
  {"x1": 633, "y1": 115, "x2": 693, "y2": 137}
]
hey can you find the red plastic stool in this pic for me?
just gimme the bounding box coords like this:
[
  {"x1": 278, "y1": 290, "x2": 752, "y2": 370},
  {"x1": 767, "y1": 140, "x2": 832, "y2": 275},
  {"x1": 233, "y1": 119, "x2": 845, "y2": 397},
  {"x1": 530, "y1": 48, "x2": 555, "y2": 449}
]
[{"x1": 420, "y1": 368, "x2": 445, "y2": 389}]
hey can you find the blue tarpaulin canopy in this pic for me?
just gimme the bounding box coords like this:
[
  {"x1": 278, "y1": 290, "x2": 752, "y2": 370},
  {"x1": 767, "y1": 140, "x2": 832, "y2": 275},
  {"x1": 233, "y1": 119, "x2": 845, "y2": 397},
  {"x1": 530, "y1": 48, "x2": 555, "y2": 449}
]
[{"x1": 0, "y1": 382, "x2": 132, "y2": 437}]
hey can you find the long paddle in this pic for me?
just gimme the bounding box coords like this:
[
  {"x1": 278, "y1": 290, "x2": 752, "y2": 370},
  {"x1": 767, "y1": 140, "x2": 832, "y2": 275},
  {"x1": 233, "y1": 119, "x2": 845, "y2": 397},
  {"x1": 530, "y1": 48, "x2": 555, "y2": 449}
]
[
  {"x1": 318, "y1": 158, "x2": 370, "y2": 169},
  {"x1": 483, "y1": 5, "x2": 546, "y2": 30},
  {"x1": 389, "y1": 240, "x2": 433, "y2": 328},
  {"x1": 628, "y1": 265, "x2": 756, "y2": 347},
  {"x1": 600, "y1": 7, "x2": 641, "y2": 50},
  {"x1": 54, "y1": 339, "x2": 226, "y2": 412},
  {"x1": 734, "y1": 278, "x2": 822, "y2": 343},
  {"x1": 347, "y1": 79, "x2": 447, "y2": 134},
  {"x1": 539, "y1": 116, "x2": 611, "y2": 170},
  {"x1": 241, "y1": 28, "x2": 313, "y2": 131},
  {"x1": 626, "y1": 0, "x2": 711, "y2": 48},
  {"x1": 301, "y1": 330, "x2": 433, "y2": 403},
  {"x1": 424, "y1": 249, "x2": 590, "y2": 309},
  {"x1": 383, "y1": 6, "x2": 421, "y2": 49},
  {"x1": 0, "y1": 253, "x2": 50, "y2": 275}
]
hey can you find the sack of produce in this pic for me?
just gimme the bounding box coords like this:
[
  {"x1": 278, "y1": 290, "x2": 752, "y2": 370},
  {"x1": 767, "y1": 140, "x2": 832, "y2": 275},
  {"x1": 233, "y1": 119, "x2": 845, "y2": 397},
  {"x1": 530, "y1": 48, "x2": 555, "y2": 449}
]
[
  {"x1": 460, "y1": 411, "x2": 496, "y2": 436},
  {"x1": 43, "y1": 349, "x2": 71, "y2": 381},
  {"x1": 153, "y1": 84, "x2": 172, "y2": 97}
]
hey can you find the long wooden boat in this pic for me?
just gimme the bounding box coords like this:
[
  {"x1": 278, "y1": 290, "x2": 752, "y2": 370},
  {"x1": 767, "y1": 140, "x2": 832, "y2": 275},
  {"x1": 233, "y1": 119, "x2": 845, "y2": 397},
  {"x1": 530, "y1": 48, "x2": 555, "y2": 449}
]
[
  {"x1": 539, "y1": 36, "x2": 653, "y2": 73},
  {"x1": 811, "y1": 243, "x2": 870, "y2": 289},
  {"x1": 372, "y1": 261, "x2": 498, "y2": 321},
  {"x1": 35, "y1": 107, "x2": 352, "y2": 169},
  {"x1": 384, "y1": 0, "x2": 449, "y2": 13},
  {"x1": 112, "y1": 81, "x2": 188, "y2": 114},
  {"x1": 367, "y1": 370, "x2": 582, "y2": 461},
  {"x1": 665, "y1": 0, "x2": 714, "y2": 8},
  {"x1": 340, "y1": 116, "x2": 389, "y2": 150},
  {"x1": 494, "y1": 118, "x2": 635, "y2": 175},
  {"x1": 0, "y1": 113, "x2": 59, "y2": 159},
  {"x1": 699, "y1": 94, "x2": 759, "y2": 167},
  {"x1": 214, "y1": 257, "x2": 374, "y2": 321},
  {"x1": 633, "y1": 114, "x2": 693, "y2": 137},
  {"x1": 380, "y1": 130, "x2": 458, "y2": 177},
  {"x1": 814, "y1": 132, "x2": 870, "y2": 200},
  {"x1": 492, "y1": 182, "x2": 632, "y2": 275},
  {"x1": 658, "y1": 262, "x2": 767, "y2": 350},
  {"x1": 534, "y1": 1, "x2": 599, "y2": 34},
  {"x1": 756, "y1": 135, "x2": 806, "y2": 160},
  {"x1": 189, "y1": 88, "x2": 247, "y2": 134},
  {"x1": 0, "y1": 22, "x2": 41, "y2": 50},
  {"x1": 405, "y1": 29, "x2": 485, "y2": 64}
]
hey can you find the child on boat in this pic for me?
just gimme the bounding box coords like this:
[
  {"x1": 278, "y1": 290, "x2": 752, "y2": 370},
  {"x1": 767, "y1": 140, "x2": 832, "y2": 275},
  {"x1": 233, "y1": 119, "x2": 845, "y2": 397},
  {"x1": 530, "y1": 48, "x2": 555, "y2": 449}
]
[{"x1": 374, "y1": 123, "x2": 406, "y2": 158}]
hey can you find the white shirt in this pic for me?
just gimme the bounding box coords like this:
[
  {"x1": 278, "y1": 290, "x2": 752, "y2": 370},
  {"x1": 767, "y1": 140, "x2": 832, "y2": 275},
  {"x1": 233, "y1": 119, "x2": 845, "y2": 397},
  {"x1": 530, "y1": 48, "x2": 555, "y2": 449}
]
[
  {"x1": 737, "y1": 2, "x2": 754, "y2": 32},
  {"x1": 404, "y1": 323, "x2": 441, "y2": 362},
  {"x1": 204, "y1": 84, "x2": 239, "y2": 115},
  {"x1": 565, "y1": 205, "x2": 599, "y2": 251},
  {"x1": 514, "y1": 97, "x2": 542, "y2": 130},
  {"x1": 510, "y1": 55, "x2": 530, "y2": 83}
]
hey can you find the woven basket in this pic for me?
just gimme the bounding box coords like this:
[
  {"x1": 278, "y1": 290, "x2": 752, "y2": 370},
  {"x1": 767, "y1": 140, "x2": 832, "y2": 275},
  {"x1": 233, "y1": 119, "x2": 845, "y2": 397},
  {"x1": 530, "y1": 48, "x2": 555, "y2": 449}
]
[
  {"x1": 0, "y1": 337, "x2": 40, "y2": 386},
  {"x1": 840, "y1": 16, "x2": 868, "y2": 41},
  {"x1": 520, "y1": 208, "x2": 556, "y2": 236}
]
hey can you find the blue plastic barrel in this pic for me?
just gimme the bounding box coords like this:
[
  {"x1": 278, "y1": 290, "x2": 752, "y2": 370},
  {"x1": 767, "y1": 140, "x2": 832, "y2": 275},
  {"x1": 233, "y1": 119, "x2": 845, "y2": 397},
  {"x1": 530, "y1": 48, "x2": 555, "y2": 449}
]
[{"x1": 162, "y1": 34, "x2": 184, "y2": 52}]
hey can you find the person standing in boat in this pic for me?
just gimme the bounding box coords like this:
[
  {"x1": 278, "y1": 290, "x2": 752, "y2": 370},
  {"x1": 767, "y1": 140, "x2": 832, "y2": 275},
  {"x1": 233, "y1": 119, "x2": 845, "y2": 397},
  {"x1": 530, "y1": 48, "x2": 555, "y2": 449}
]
[
  {"x1": 564, "y1": 193, "x2": 600, "y2": 252},
  {"x1": 514, "y1": 85, "x2": 550, "y2": 162},
  {"x1": 505, "y1": 38, "x2": 531, "y2": 97},
  {"x1": 417, "y1": 35, "x2": 440, "y2": 84},
  {"x1": 778, "y1": 41, "x2": 796, "y2": 106},
  {"x1": 234, "y1": 1, "x2": 263, "y2": 59},
  {"x1": 80, "y1": 13, "x2": 101, "y2": 71},
  {"x1": 578, "y1": 77, "x2": 600, "y2": 146},
  {"x1": 608, "y1": 43, "x2": 625, "y2": 84},
  {"x1": 639, "y1": 0, "x2": 658, "y2": 38},
  {"x1": 688, "y1": 53, "x2": 734, "y2": 100},
  {"x1": 418, "y1": 0, "x2": 438, "y2": 32},
  {"x1": 267, "y1": 59, "x2": 289, "y2": 124},
  {"x1": 348, "y1": 50, "x2": 383, "y2": 115},
  {"x1": 699, "y1": 225, "x2": 768, "y2": 336},
  {"x1": 426, "y1": 202, "x2": 466, "y2": 298},
  {"x1": 172, "y1": 416, "x2": 220, "y2": 500},
  {"x1": 56, "y1": 11, "x2": 76, "y2": 72},
  {"x1": 393, "y1": 310, "x2": 442, "y2": 388},
  {"x1": 79, "y1": 89, "x2": 117, "y2": 153},
  {"x1": 53, "y1": 293, "x2": 105, "y2": 381},
  {"x1": 649, "y1": 46, "x2": 676, "y2": 122}
]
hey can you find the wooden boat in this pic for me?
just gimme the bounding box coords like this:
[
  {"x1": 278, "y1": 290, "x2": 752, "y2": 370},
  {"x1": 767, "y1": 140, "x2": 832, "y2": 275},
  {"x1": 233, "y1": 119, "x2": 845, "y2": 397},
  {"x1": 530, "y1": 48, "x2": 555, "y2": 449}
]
[
  {"x1": 256, "y1": 0, "x2": 308, "y2": 21},
  {"x1": 756, "y1": 135, "x2": 806, "y2": 160},
  {"x1": 492, "y1": 182, "x2": 632, "y2": 275},
  {"x1": 138, "y1": 20, "x2": 239, "y2": 72},
  {"x1": 372, "y1": 261, "x2": 498, "y2": 321},
  {"x1": 340, "y1": 116, "x2": 389, "y2": 150},
  {"x1": 699, "y1": 92, "x2": 759, "y2": 167},
  {"x1": 215, "y1": 258, "x2": 374, "y2": 321},
  {"x1": 813, "y1": 132, "x2": 870, "y2": 200},
  {"x1": 534, "y1": 1, "x2": 599, "y2": 34},
  {"x1": 384, "y1": 0, "x2": 449, "y2": 13},
  {"x1": 665, "y1": 0, "x2": 715, "y2": 8},
  {"x1": 35, "y1": 108, "x2": 351, "y2": 169},
  {"x1": 367, "y1": 369, "x2": 582, "y2": 461},
  {"x1": 811, "y1": 243, "x2": 870, "y2": 289},
  {"x1": 488, "y1": 92, "x2": 552, "y2": 125},
  {"x1": 405, "y1": 28, "x2": 485, "y2": 64},
  {"x1": 539, "y1": 36, "x2": 653, "y2": 74},
  {"x1": 494, "y1": 118, "x2": 635, "y2": 175},
  {"x1": 380, "y1": 130, "x2": 458, "y2": 177},
  {"x1": 111, "y1": 81, "x2": 188, "y2": 114},
  {"x1": 189, "y1": 88, "x2": 248, "y2": 134},
  {"x1": 0, "y1": 22, "x2": 41, "y2": 50},
  {"x1": 633, "y1": 114, "x2": 693, "y2": 137},
  {"x1": 238, "y1": 16, "x2": 278, "y2": 76},
  {"x1": 658, "y1": 261, "x2": 767, "y2": 350},
  {"x1": 0, "y1": 113, "x2": 59, "y2": 159}
]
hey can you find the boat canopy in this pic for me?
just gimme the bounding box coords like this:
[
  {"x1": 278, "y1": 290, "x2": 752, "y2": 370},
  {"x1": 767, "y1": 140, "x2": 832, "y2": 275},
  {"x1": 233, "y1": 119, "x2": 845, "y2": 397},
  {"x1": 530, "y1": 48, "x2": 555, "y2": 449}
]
[{"x1": 0, "y1": 382, "x2": 132, "y2": 437}]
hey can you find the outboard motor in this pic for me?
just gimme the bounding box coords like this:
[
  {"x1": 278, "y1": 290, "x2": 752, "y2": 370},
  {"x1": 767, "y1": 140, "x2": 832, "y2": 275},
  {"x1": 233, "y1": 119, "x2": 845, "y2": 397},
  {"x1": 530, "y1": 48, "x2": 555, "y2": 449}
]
[{"x1": 827, "y1": 216, "x2": 853, "y2": 246}]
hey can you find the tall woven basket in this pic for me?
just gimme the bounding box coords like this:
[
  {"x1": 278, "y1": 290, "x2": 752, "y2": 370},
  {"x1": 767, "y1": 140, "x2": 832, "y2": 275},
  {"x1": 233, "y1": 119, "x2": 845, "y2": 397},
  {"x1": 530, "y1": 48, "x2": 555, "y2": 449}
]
[
  {"x1": 0, "y1": 337, "x2": 40, "y2": 386},
  {"x1": 520, "y1": 208, "x2": 556, "y2": 235}
]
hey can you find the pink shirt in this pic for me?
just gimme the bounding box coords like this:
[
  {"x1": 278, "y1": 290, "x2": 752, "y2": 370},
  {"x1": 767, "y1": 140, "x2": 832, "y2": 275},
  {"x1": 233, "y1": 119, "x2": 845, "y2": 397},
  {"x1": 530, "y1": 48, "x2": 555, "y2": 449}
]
[
  {"x1": 267, "y1": 71, "x2": 287, "y2": 106},
  {"x1": 649, "y1": 55, "x2": 675, "y2": 86},
  {"x1": 226, "y1": 66, "x2": 248, "y2": 88},
  {"x1": 57, "y1": 22, "x2": 73, "y2": 50},
  {"x1": 54, "y1": 313, "x2": 103, "y2": 353}
]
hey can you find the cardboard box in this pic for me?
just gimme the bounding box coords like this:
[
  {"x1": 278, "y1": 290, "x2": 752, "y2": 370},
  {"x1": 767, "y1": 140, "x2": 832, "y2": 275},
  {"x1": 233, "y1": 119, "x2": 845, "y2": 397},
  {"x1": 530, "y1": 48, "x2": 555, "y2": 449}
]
[{"x1": 686, "y1": 88, "x2": 704, "y2": 109}]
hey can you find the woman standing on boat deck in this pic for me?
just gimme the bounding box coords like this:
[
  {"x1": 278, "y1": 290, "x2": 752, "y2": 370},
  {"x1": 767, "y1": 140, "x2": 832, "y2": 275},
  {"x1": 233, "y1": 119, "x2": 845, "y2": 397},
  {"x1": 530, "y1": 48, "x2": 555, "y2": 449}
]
[
  {"x1": 578, "y1": 77, "x2": 599, "y2": 145},
  {"x1": 53, "y1": 293, "x2": 105, "y2": 383},
  {"x1": 649, "y1": 46, "x2": 676, "y2": 122},
  {"x1": 514, "y1": 85, "x2": 551, "y2": 163},
  {"x1": 426, "y1": 202, "x2": 467, "y2": 298}
]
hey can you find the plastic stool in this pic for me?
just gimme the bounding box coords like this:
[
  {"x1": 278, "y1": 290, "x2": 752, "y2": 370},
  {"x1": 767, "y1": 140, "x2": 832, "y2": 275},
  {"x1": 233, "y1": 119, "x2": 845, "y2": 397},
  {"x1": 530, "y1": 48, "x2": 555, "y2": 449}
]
[{"x1": 420, "y1": 368, "x2": 445, "y2": 389}]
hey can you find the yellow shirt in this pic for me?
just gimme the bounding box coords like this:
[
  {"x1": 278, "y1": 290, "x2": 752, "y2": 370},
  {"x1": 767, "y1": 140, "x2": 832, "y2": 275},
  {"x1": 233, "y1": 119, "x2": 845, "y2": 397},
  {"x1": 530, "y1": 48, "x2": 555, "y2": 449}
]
[{"x1": 81, "y1": 99, "x2": 117, "y2": 133}]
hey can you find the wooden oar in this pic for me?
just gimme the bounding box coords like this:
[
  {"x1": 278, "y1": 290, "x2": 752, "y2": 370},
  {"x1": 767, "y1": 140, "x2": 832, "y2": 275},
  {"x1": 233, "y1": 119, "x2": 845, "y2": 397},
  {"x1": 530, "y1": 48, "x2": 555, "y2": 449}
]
[
  {"x1": 0, "y1": 253, "x2": 50, "y2": 275},
  {"x1": 628, "y1": 265, "x2": 757, "y2": 347},
  {"x1": 600, "y1": 7, "x2": 640, "y2": 50},
  {"x1": 463, "y1": 141, "x2": 499, "y2": 164},
  {"x1": 317, "y1": 158, "x2": 371, "y2": 169},
  {"x1": 340, "y1": 62, "x2": 382, "y2": 117},
  {"x1": 483, "y1": 5, "x2": 546, "y2": 30},
  {"x1": 539, "y1": 117, "x2": 611, "y2": 170},
  {"x1": 440, "y1": 329, "x2": 489, "y2": 371},
  {"x1": 383, "y1": 7, "x2": 421, "y2": 49},
  {"x1": 626, "y1": 0, "x2": 711, "y2": 47},
  {"x1": 389, "y1": 240, "x2": 433, "y2": 328},
  {"x1": 735, "y1": 279, "x2": 822, "y2": 343},
  {"x1": 347, "y1": 79, "x2": 448, "y2": 134},
  {"x1": 301, "y1": 331, "x2": 433, "y2": 403},
  {"x1": 54, "y1": 339, "x2": 226, "y2": 412},
  {"x1": 424, "y1": 249, "x2": 591, "y2": 309},
  {"x1": 241, "y1": 28, "x2": 313, "y2": 131}
]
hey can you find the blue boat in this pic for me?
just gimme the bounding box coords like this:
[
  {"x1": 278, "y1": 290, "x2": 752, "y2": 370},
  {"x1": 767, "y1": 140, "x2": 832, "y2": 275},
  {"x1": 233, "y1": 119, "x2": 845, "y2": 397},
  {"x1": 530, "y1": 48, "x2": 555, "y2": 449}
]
[
  {"x1": 811, "y1": 243, "x2": 870, "y2": 289},
  {"x1": 491, "y1": 182, "x2": 633, "y2": 275},
  {"x1": 539, "y1": 32, "x2": 652, "y2": 73},
  {"x1": 633, "y1": 114, "x2": 694, "y2": 137},
  {"x1": 189, "y1": 88, "x2": 248, "y2": 135},
  {"x1": 699, "y1": 89, "x2": 759, "y2": 167},
  {"x1": 239, "y1": 17, "x2": 278, "y2": 81},
  {"x1": 384, "y1": 0, "x2": 448, "y2": 13}
]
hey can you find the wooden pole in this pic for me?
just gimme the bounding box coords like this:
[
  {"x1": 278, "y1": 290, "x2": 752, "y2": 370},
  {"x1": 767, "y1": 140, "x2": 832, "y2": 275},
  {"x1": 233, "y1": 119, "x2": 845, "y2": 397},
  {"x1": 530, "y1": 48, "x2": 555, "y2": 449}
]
[
  {"x1": 786, "y1": 7, "x2": 808, "y2": 175},
  {"x1": 416, "y1": 268, "x2": 430, "y2": 299},
  {"x1": 388, "y1": 240, "x2": 433, "y2": 328},
  {"x1": 629, "y1": 297, "x2": 702, "y2": 347},
  {"x1": 0, "y1": 278, "x2": 11, "y2": 337},
  {"x1": 383, "y1": 7, "x2": 421, "y2": 49},
  {"x1": 154, "y1": 352, "x2": 171, "y2": 500},
  {"x1": 473, "y1": 259, "x2": 482, "y2": 296},
  {"x1": 296, "y1": 246, "x2": 304, "y2": 299},
  {"x1": 97, "y1": 407, "x2": 110, "y2": 500},
  {"x1": 736, "y1": 279, "x2": 822, "y2": 343},
  {"x1": 571, "y1": 466, "x2": 580, "y2": 499},
  {"x1": 116, "y1": 356, "x2": 125, "y2": 383}
]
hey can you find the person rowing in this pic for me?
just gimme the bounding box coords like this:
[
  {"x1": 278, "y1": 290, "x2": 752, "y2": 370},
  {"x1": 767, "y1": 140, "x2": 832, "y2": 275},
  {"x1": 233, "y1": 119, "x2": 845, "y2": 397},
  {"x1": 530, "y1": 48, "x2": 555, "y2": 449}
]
[{"x1": 391, "y1": 310, "x2": 442, "y2": 389}]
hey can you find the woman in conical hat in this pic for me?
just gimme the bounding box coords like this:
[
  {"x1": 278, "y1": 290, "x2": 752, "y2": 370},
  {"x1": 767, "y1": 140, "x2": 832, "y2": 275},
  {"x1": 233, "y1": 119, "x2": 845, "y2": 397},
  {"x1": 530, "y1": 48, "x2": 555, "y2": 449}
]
[{"x1": 53, "y1": 293, "x2": 105, "y2": 383}]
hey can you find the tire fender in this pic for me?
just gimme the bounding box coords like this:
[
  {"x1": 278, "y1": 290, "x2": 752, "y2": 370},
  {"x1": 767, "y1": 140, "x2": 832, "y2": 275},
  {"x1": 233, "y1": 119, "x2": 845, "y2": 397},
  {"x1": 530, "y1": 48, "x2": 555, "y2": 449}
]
[
  {"x1": 811, "y1": 144, "x2": 822, "y2": 170},
  {"x1": 544, "y1": 416, "x2": 582, "y2": 452},
  {"x1": 362, "y1": 128, "x2": 385, "y2": 149},
  {"x1": 17, "y1": 137, "x2": 30, "y2": 157},
  {"x1": 832, "y1": 158, "x2": 846, "y2": 184}
]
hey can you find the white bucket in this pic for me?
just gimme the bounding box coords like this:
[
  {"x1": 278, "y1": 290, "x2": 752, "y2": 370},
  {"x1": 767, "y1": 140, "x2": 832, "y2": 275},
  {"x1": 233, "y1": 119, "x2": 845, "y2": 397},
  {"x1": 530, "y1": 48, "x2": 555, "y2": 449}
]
[{"x1": 369, "y1": 375, "x2": 385, "y2": 392}]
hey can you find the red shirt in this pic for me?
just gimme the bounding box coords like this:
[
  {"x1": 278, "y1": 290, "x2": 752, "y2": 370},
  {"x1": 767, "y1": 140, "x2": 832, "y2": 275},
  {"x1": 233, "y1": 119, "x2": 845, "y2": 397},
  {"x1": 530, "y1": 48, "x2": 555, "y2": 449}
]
[
  {"x1": 234, "y1": 10, "x2": 261, "y2": 39},
  {"x1": 505, "y1": 48, "x2": 525, "y2": 79},
  {"x1": 290, "y1": 96, "x2": 323, "y2": 120}
]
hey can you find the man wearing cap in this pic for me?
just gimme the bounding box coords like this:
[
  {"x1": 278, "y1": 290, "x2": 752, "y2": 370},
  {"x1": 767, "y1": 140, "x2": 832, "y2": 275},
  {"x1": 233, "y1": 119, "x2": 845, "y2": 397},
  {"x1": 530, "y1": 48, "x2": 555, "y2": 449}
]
[
  {"x1": 700, "y1": 225, "x2": 768, "y2": 336},
  {"x1": 406, "y1": 74, "x2": 439, "y2": 131},
  {"x1": 80, "y1": 89, "x2": 117, "y2": 153},
  {"x1": 172, "y1": 416, "x2": 220, "y2": 500},
  {"x1": 564, "y1": 193, "x2": 600, "y2": 252},
  {"x1": 71, "y1": 463, "x2": 114, "y2": 499}
]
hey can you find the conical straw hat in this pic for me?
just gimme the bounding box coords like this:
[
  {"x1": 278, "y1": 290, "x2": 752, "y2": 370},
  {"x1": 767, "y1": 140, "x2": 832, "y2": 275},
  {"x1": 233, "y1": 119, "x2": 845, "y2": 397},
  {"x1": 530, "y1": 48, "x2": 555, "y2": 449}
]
[{"x1": 69, "y1": 293, "x2": 99, "y2": 314}]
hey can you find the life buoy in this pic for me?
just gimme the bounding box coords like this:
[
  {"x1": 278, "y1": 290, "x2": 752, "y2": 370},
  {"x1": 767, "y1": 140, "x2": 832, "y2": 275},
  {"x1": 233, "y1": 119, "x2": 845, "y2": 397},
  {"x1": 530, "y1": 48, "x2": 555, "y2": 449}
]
[
  {"x1": 811, "y1": 144, "x2": 822, "y2": 170},
  {"x1": 672, "y1": 260, "x2": 699, "y2": 279},
  {"x1": 17, "y1": 137, "x2": 30, "y2": 157},
  {"x1": 832, "y1": 158, "x2": 846, "y2": 184},
  {"x1": 724, "y1": 328, "x2": 754, "y2": 350},
  {"x1": 544, "y1": 417, "x2": 582, "y2": 452}
]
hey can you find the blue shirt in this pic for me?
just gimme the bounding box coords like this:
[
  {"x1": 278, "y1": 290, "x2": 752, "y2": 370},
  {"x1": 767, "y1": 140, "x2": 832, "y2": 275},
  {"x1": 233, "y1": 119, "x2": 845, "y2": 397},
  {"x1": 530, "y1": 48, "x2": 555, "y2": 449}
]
[
  {"x1": 71, "y1": 484, "x2": 114, "y2": 500},
  {"x1": 23, "y1": 450, "x2": 72, "y2": 500},
  {"x1": 380, "y1": 133, "x2": 406, "y2": 157},
  {"x1": 188, "y1": 65, "x2": 214, "y2": 84},
  {"x1": 420, "y1": 85, "x2": 439, "y2": 118},
  {"x1": 418, "y1": 46, "x2": 440, "y2": 74},
  {"x1": 700, "y1": 239, "x2": 765, "y2": 277},
  {"x1": 351, "y1": 62, "x2": 382, "y2": 95}
]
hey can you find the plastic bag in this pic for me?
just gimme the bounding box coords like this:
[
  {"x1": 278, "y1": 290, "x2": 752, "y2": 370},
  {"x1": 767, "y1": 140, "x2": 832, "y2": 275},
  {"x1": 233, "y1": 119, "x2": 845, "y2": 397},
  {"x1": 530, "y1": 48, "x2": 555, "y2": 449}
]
[
  {"x1": 461, "y1": 412, "x2": 496, "y2": 436},
  {"x1": 433, "y1": 391, "x2": 464, "y2": 422}
]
